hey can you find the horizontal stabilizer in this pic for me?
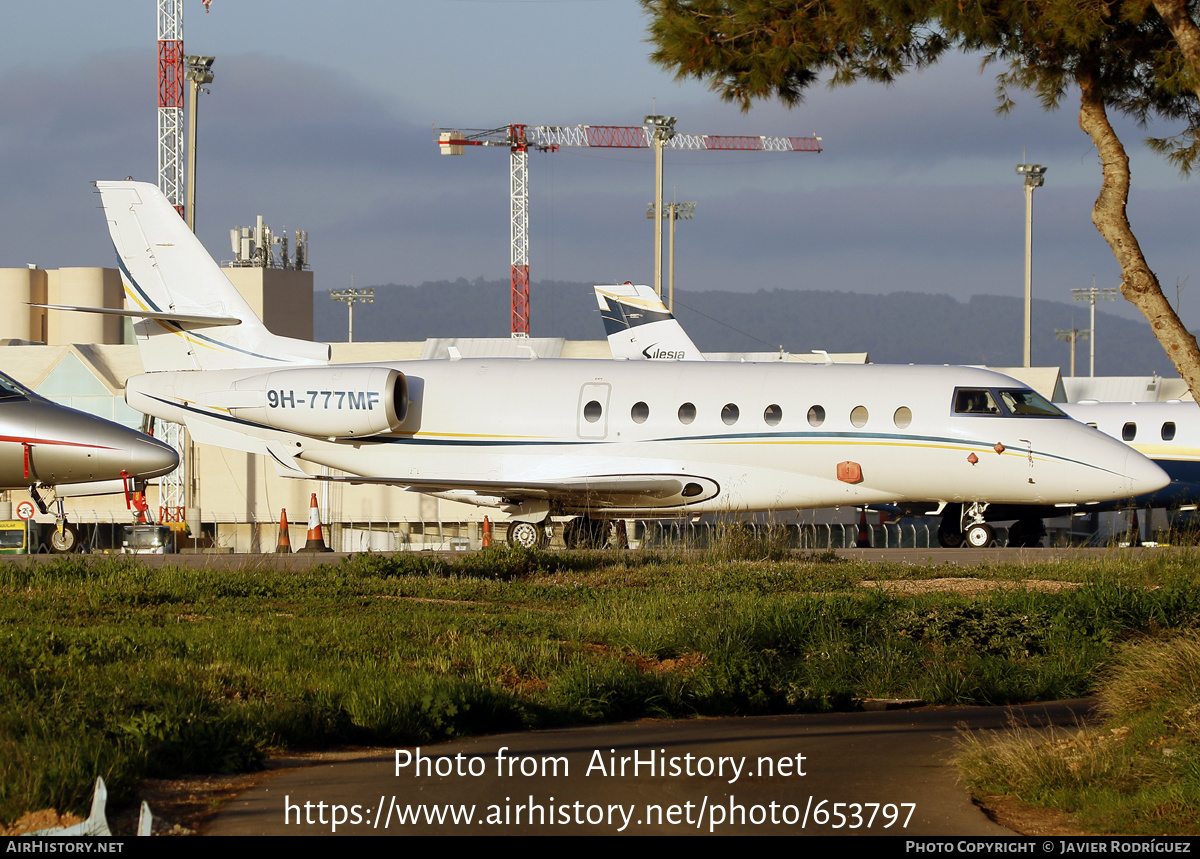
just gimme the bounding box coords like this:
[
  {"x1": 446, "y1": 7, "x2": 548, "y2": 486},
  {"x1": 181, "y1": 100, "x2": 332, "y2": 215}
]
[{"x1": 32, "y1": 303, "x2": 242, "y2": 328}]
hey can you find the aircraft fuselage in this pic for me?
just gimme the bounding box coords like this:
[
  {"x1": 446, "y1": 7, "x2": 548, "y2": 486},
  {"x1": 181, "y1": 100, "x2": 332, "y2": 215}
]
[{"x1": 126, "y1": 359, "x2": 1164, "y2": 517}]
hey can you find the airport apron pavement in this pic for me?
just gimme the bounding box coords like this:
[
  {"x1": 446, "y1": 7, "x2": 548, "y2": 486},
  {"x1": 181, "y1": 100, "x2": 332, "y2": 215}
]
[{"x1": 208, "y1": 699, "x2": 1091, "y2": 836}]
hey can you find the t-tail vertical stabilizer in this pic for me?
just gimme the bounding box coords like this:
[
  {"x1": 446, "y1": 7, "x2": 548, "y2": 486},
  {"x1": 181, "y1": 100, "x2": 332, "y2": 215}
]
[
  {"x1": 595, "y1": 283, "x2": 704, "y2": 361},
  {"x1": 97, "y1": 180, "x2": 330, "y2": 372}
]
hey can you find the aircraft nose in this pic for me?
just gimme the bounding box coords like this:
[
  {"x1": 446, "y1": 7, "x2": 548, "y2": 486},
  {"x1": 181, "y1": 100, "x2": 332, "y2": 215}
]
[
  {"x1": 130, "y1": 435, "x2": 179, "y2": 479},
  {"x1": 1125, "y1": 449, "x2": 1169, "y2": 498}
]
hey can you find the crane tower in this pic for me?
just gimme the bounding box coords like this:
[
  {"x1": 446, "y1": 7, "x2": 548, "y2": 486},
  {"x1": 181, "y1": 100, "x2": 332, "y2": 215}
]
[
  {"x1": 157, "y1": 0, "x2": 186, "y2": 218},
  {"x1": 437, "y1": 121, "x2": 821, "y2": 338}
]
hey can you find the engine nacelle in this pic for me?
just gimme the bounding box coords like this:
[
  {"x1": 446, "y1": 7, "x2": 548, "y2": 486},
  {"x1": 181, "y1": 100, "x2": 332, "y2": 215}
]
[{"x1": 205, "y1": 366, "x2": 408, "y2": 438}]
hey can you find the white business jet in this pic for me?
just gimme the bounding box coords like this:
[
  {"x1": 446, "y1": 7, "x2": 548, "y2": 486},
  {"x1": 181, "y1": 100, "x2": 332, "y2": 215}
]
[
  {"x1": 63, "y1": 181, "x2": 1166, "y2": 550},
  {"x1": 1064, "y1": 401, "x2": 1200, "y2": 510},
  {"x1": 593, "y1": 284, "x2": 1184, "y2": 547}
]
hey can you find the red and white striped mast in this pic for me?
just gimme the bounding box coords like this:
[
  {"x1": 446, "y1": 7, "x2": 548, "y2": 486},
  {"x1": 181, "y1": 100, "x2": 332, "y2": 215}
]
[{"x1": 157, "y1": 0, "x2": 186, "y2": 218}]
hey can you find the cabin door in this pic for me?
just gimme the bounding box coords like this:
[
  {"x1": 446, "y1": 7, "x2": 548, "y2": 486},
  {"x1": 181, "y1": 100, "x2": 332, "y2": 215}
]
[{"x1": 577, "y1": 383, "x2": 611, "y2": 440}]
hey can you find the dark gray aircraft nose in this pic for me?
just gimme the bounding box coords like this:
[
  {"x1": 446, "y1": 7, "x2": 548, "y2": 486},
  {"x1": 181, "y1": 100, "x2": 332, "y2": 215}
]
[
  {"x1": 129, "y1": 434, "x2": 180, "y2": 479},
  {"x1": 22, "y1": 405, "x2": 179, "y2": 484}
]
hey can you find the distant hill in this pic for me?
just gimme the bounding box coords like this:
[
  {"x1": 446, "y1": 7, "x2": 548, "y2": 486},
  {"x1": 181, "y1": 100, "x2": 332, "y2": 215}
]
[{"x1": 313, "y1": 279, "x2": 1181, "y2": 378}]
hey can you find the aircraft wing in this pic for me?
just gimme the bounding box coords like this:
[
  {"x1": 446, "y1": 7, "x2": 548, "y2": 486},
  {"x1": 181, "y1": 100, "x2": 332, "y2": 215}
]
[
  {"x1": 293, "y1": 472, "x2": 691, "y2": 497},
  {"x1": 269, "y1": 461, "x2": 719, "y2": 512}
]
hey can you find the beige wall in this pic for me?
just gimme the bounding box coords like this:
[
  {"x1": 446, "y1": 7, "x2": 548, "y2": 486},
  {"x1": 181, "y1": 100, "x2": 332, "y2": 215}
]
[
  {"x1": 46, "y1": 268, "x2": 124, "y2": 346},
  {"x1": 0, "y1": 267, "x2": 47, "y2": 342},
  {"x1": 224, "y1": 267, "x2": 314, "y2": 341}
]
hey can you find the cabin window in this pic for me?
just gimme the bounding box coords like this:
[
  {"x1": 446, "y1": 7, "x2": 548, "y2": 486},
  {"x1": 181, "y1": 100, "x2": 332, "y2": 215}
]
[
  {"x1": 721, "y1": 404, "x2": 740, "y2": 426},
  {"x1": 807, "y1": 406, "x2": 825, "y2": 427},
  {"x1": 583, "y1": 400, "x2": 603, "y2": 423},
  {"x1": 954, "y1": 389, "x2": 1000, "y2": 415},
  {"x1": 631, "y1": 402, "x2": 649, "y2": 424},
  {"x1": 678, "y1": 403, "x2": 696, "y2": 425},
  {"x1": 850, "y1": 406, "x2": 869, "y2": 428},
  {"x1": 1163, "y1": 422, "x2": 1177, "y2": 441},
  {"x1": 893, "y1": 406, "x2": 912, "y2": 429},
  {"x1": 1122, "y1": 422, "x2": 1137, "y2": 441},
  {"x1": 764, "y1": 404, "x2": 782, "y2": 426}
]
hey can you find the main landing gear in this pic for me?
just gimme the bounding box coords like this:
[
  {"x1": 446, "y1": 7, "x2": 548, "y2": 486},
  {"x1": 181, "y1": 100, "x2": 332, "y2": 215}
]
[
  {"x1": 937, "y1": 502, "x2": 1045, "y2": 548},
  {"x1": 562, "y1": 517, "x2": 612, "y2": 549},
  {"x1": 506, "y1": 520, "x2": 552, "y2": 549}
]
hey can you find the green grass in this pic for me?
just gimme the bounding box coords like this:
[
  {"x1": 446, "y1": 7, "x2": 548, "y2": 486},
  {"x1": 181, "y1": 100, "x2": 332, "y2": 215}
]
[
  {"x1": 957, "y1": 632, "x2": 1200, "y2": 834},
  {"x1": 3, "y1": 547, "x2": 1200, "y2": 827}
]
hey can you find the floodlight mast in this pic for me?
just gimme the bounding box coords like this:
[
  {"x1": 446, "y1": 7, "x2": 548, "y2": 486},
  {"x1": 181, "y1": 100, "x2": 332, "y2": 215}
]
[
  {"x1": 1055, "y1": 327, "x2": 1089, "y2": 377},
  {"x1": 647, "y1": 200, "x2": 696, "y2": 313},
  {"x1": 184, "y1": 55, "x2": 214, "y2": 233},
  {"x1": 330, "y1": 288, "x2": 375, "y2": 343},
  {"x1": 1016, "y1": 163, "x2": 1047, "y2": 367},
  {"x1": 436, "y1": 122, "x2": 821, "y2": 338},
  {"x1": 1072, "y1": 284, "x2": 1118, "y2": 376}
]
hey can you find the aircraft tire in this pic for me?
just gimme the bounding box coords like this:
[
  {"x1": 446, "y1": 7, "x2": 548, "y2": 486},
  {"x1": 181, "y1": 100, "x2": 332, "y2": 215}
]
[
  {"x1": 1007, "y1": 518, "x2": 1045, "y2": 548},
  {"x1": 563, "y1": 518, "x2": 586, "y2": 549},
  {"x1": 587, "y1": 518, "x2": 610, "y2": 549},
  {"x1": 937, "y1": 528, "x2": 963, "y2": 548},
  {"x1": 48, "y1": 523, "x2": 79, "y2": 554},
  {"x1": 507, "y1": 521, "x2": 548, "y2": 549},
  {"x1": 965, "y1": 523, "x2": 994, "y2": 548}
]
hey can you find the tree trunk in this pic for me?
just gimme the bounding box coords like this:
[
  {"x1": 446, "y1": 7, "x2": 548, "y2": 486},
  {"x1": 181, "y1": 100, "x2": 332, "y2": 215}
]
[
  {"x1": 1077, "y1": 64, "x2": 1200, "y2": 400},
  {"x1": 1151, "y1": 0, "x2": 1200, "y2": 102}
]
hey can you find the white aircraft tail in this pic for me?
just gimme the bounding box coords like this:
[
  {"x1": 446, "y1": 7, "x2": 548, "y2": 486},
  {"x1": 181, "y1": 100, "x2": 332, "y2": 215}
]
[
  {"x1": 594, "y1": 284, "x2": 704, "y2": 361},
  {"x1": 97, "y1": 180, "x2": 330, "y2": 371}
]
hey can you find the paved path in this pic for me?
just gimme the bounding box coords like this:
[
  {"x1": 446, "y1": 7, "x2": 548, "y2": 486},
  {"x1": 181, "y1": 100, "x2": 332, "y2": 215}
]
[{"x1": 208, "y1": 700, "x2": 1092, "y2": 836}]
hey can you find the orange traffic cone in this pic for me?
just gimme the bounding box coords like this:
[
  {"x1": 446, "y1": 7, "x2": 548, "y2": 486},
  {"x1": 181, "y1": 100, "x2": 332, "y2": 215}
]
[
  {"x1": 856, "y1": 508, "x2": 870, "y2": 548},
  {"x1": 482, "y1": 516, "x2": 492, "y2": 548},
  {"x1": 299, "y1": 493, "x2": 333, "y2": 553},
  {"x1": 274, "y1": 509, "x2": 292, "y2": 554}
]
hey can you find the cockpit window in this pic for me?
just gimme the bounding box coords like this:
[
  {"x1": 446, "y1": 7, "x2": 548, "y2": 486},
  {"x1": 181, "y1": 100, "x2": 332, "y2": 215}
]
[
  {"x1": 0, "y1": 373, "x2": 32, "y2": 402},
  {"x1": 954, "y1": 387, "x2": 1065, "y2": 418},
  {"x1": 954, "y1": 389, "x2": 1000, "y2": 415},
  {"x1": 997, "y1": 389, "x2": 1064, "y2": 417}
]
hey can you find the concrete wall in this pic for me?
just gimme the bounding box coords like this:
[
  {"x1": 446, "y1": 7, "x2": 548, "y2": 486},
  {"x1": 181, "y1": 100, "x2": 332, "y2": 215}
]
[
  {"x1": 224, "y1": 267, "x2": 314, "y2": 341},
  {"x1": 0, "y1": 267, "x2": 47, "y2": 342},
  {"x1": 46, "y1": 268, "x2": 124, "y2": 346}
]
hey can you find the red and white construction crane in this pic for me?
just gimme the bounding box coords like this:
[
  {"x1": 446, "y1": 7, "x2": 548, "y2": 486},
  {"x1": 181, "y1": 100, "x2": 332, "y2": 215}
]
[
  {"x1": 436, "y1": 120, "x2": 822, "y2": 337},
  {"x1": 155, "y1": 0, "x2": 211, "y2": 527},
  {"x1": 157, "y1": 0, "x2": 213, "y2": 221},
  {"x1": 157, "y1": 0, "x2": 186, "y2": 218}
]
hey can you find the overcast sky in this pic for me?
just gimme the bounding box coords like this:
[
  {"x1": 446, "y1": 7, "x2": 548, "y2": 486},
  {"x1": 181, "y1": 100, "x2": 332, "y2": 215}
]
[{"x1": 1, "y1": 0, "x2": 1196, "y2": 340}]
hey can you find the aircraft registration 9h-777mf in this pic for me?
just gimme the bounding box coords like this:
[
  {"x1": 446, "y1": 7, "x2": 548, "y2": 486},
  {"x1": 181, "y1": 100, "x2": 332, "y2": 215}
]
[
  {"x1": 0, "y1": 369, "x2": 179, "y2": 551},
  {"x1": 57, "y1": 180, "x2": 1168, "y2": 549}
]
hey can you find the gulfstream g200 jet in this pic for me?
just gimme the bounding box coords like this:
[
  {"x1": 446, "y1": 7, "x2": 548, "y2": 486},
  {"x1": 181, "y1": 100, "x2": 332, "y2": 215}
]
[{"x1": 67, "y1": 181, "x2": 1165, "y2": 548}]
